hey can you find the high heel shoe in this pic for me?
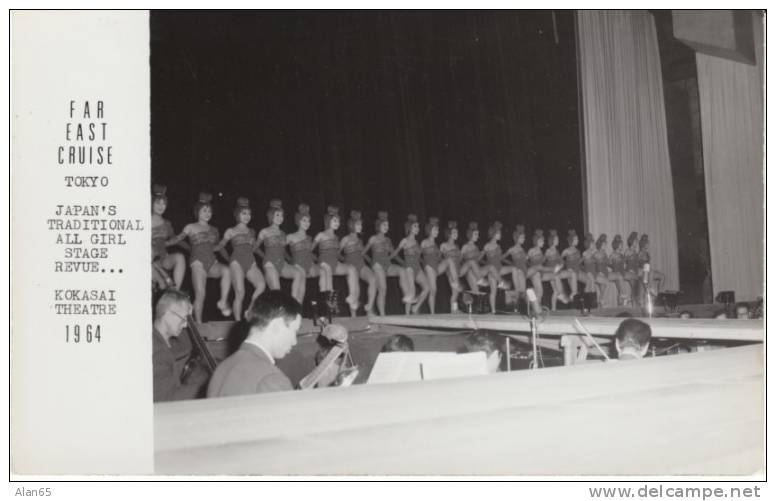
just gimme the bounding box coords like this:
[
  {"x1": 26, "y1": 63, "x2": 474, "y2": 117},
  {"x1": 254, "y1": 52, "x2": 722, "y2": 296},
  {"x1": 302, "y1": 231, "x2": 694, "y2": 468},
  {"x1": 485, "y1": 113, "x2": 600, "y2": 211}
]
[
  {"x1": 217, "y1": 300, "x2": 233, "y2": 318},
  {"x1": 345, "y1": 294, "x2": 360, "y2": 312}
]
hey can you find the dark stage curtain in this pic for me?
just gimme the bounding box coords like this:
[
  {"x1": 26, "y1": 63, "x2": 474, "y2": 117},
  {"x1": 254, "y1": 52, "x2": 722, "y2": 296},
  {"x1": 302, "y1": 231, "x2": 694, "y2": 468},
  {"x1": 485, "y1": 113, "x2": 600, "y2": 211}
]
[{"x1": 151, "y1": 11, "x2": 582, "y2": 242}]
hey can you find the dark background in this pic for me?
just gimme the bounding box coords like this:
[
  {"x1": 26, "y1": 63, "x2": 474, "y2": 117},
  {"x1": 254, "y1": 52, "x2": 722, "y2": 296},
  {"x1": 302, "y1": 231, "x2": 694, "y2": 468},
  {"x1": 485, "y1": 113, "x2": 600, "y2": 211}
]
[{"x1": 151, "y1": 10, "x2": 583, "y2": 241}]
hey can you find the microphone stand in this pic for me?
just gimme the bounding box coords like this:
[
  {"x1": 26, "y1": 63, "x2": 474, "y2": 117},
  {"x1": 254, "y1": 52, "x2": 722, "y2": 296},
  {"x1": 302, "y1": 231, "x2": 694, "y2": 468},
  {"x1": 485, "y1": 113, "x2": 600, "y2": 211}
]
[
  {"x1": 530, "y1": 312, "x2": 539, "y2": 370},
  {"x1": 526, "y1": 288, "x2": 540, "y2": 370},
  {"x1": 643, "y1": 264, "x2": 653, "y2": 318}
]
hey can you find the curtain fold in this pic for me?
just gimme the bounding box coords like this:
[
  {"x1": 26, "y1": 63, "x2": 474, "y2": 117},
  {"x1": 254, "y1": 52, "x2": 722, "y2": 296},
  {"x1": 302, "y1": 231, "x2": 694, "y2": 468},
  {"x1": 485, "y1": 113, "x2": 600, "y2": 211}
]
[
  {"x1": 696, "y1": 12, "x2": 764, "y2": 302},
  {"x1": 577, "y1": 10, "x2": 679, "y2": 291}
]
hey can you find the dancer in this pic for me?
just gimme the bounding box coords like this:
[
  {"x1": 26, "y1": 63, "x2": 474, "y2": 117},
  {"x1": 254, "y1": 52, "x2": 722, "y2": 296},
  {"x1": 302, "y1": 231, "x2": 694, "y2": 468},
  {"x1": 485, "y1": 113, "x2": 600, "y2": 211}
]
[
  {"x1": 422, "y1": 217, "x2": 462, "y2": 314},
  {"x1": 483, "y1": 221, "x2": 517, "y2": 313},
  {"x1": 341, "y1": 210, "x2": 377, "y2": 315},
  {"x1": 542, "y1": 229, "x2": 570, "y2": 311},
  {"x1": 560, "y1": 229, "x2": 581, "y2": 301},
  {"x1": 287, "y1": 203, "x2": 320, "y2": 306},
  {"x1": 580, "y1": 232, "x2": 598, "y2": 298},
  {"x1": 461, "y1": 222, "x2": 487, "y2": 293},
  {"x1": 214, "y1": 197, "x2": 266, "y2": 321},
  {"x1": 438, "y1": 221, "x2": 464, "y2": 313},
  {"x1": 151, "y1": 184, "x2": 185, "y2": 290},
  {"x1": 623, "y1": 231, "x2": 640, "y2": 306},
  {"x1": 593, "y1": 233, "x2": 612, "y2": 307},
  {"x1": 313, "y1": 205, "x2": 360, "y2": 315},
  {"x1": 256, "y1": 200, "x2": 305, "y2": 304},
  {"x1": 167, "y1": 193, "x2": 232, "y2": 323},
  {"x1": 394, "y1": 214, "x2": 430, "y2": 314},
  {"x1": 607, "y1": 234, "x2": 628, "y2": 306},
  {"x1": 526, "y1": 229, "x2": 547, "y2": 306},
  {"x1": 365, "y1": 211, "x2": 410, "y2": 316},
  {"x1": 504, "y1": 224, "x2": 528, "y2": 299}
]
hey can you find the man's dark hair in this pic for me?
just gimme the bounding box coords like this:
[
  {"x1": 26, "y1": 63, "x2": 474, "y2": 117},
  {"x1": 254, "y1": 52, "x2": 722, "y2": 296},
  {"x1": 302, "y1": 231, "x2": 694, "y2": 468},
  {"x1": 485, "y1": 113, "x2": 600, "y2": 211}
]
[
  {"x1": 712, "y1": 308, "x2": 728, "y2": 319},
  {"x1": 154, "y1": 289, "x2": 191, "y2": 320},
  {"x1": 614, "y1": 318, "x2": 652, "y2": 351},
  {"x1": 245, "y1": 290, "x2": 302, "y2": 330},
  {"x1": 380, "y1": 334, "x2": 415, "y2": 353},
  {"x1": 464, "y1": 331, "x2": 501, "y2": 356}
]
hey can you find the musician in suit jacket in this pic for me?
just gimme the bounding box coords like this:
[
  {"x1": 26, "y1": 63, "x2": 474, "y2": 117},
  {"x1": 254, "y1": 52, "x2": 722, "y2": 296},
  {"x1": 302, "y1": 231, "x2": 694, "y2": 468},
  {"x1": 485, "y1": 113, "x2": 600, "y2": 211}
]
[
  {"x1": 153, "y1": 289, "x2": 207, "y2": 402},
  {"x1": 207, "y1": 290, "x2": 302, "y2": 397},
  {"x1": 614, "y1": 318, "x2": 652, "y2": 361}
]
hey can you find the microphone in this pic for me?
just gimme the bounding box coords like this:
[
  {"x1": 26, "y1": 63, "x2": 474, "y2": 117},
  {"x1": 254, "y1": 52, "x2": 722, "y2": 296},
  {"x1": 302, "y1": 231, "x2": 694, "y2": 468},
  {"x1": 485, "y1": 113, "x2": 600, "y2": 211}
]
[{"x1": 526, "y1": 288, "x2": 542, "y2": 318}]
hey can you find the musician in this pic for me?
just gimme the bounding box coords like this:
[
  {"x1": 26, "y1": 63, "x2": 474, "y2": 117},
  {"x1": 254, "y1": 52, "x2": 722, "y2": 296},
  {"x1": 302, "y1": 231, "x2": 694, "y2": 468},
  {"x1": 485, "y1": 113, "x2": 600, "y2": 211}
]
[
  {"x1": 380, "y1": 334, "x2": 415, "y2": 353},
  {"x1": 151, "y1": 184, "x2": 185, "y2": 290},
  {"x1": 464, "y1": 331, "x2": 503, "y2": 374},
  {"x1": 207, "y1": 290, "x2": 302, "y2": 397},
  {"x1": 311, "y1": 323, "x2": 352, "y2": 388},
  {"x1": 166, "y1": 193, "x2": 232, "y2": 323},
  {"x1": 735, "y1": 303, "x2": 751, "y2": 319},
  {"x1": 614, "y1": 318, "x2": 652, "y2": 361},
  {"x1": 152, "y1": 290, "x2": 207, "y2": 402}
]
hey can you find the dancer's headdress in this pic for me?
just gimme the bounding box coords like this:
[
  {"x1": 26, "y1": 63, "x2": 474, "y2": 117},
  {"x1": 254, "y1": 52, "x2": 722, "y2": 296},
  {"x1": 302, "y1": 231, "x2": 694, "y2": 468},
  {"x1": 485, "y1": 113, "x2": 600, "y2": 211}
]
[
  {"x1": 488, "y1": 221, "x2": 503, "y2": 239},
  {"x1": 324, "y1": 205, "x2": 340, "y2": 228},
  {"x1": 347, "y1": 210, "x2": 362, "y2": 233},
  {"x1": 375, "y1": 210, "x2": 389, "y2": 232},
  {"x1": 194, "y1": 192, "x2": 213, "y2": 219},
  {"x1": 425, "y1": 217, "x2": 440, "y2": 236},
  {"x1": 627, "y1": 231, "x2": 639, "y2": 248},
  {"x1": 152, "y1": 184, "x2": 167, "y2": 203},
  {"x1": 445, "y1": 220, "x2": 458, "y2": 239},
  {"x1": 405, "y1": 213, "x2": 419, "y2": 235},
  {"x1": 513, "y1": 224, "x2": 525, "y2": 241},
  {"x1": 266, "y1": 199, "x2": 283, "y2": 224},
  {"x1": 567, "y1": 229, "x2": 578, "y2": 246},
  {"x1": 466, "y1": 221, "x2": 479, "y2": 239},
  {"x1": 233, "y1": 197, "x2": 251, "y2": 221},
  {"x1": 295, "y1": 203, "x2": 310, "y2": 226}
]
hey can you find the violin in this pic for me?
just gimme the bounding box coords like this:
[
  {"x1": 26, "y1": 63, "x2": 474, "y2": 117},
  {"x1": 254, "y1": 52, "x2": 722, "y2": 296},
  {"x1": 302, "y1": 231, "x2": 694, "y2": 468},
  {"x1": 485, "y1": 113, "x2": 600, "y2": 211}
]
[{"x1": 298, "y1": 322, "x2": 359, "y2": 390}]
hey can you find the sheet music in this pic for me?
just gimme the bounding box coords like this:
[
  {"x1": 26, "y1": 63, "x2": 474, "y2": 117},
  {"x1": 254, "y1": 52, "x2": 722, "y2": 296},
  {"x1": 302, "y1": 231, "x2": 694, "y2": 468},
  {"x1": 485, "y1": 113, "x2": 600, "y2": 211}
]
[{"x1": 367, "y1": 351, "x2": 487, "y2": 384}]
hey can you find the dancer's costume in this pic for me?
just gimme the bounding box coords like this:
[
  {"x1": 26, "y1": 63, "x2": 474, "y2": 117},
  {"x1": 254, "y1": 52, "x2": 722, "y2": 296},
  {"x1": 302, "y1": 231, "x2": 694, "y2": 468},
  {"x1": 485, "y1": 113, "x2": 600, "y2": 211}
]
[
  {"x1": 229, "y1": 229, "x2": 257, "y2": 273},
  {"x1": 190, "y1": 226, "x2": 219, "y2": 272}
]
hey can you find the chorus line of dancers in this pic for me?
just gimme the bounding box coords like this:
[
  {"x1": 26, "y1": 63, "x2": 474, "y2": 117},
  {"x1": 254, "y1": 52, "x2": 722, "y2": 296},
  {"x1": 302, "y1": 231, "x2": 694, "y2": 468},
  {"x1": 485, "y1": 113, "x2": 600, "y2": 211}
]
[{"x1": 152, "y1": 185, "x2": 663, "y2": 323}]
